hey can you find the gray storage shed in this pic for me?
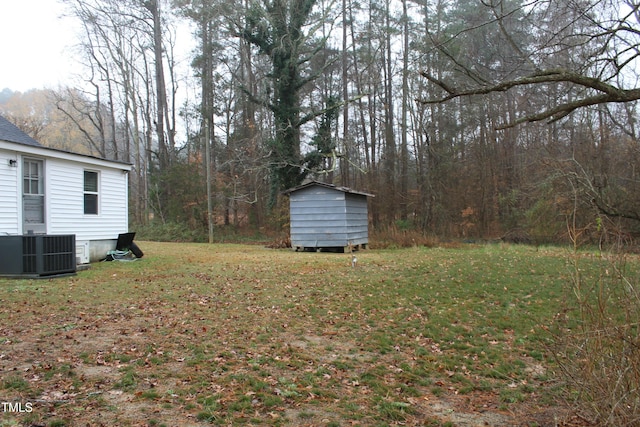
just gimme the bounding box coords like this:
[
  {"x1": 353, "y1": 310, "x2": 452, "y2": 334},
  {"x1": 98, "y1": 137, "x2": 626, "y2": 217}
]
[{"x1": 283, "y1": 181, "x2": 374, "y2": 251}]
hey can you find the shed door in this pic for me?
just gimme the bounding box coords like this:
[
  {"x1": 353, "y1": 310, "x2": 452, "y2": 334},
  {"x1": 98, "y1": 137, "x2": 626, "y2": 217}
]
[{"x1": 22, "y1": 158, "x2": 46, "y2": 234}]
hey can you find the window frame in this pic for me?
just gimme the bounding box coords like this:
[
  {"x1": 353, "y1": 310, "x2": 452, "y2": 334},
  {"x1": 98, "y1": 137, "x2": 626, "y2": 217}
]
[
  {"x1": 83, "y1": 170, "x2": 99, "y2": 215},
  {"x1": 23, "y1": 158, "x2": 44, "y2": 196}
]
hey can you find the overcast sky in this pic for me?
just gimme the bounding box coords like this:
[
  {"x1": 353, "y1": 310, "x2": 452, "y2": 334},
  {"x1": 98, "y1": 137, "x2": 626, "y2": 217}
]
[{"x1": 0, "y1": 0, "x2": 78, "y2": 92}]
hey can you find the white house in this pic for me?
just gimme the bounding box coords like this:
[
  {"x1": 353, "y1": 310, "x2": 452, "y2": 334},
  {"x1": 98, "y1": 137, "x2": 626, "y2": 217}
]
[{"x1": 0, "y1": 115, "x2": 131, "y2": 263}]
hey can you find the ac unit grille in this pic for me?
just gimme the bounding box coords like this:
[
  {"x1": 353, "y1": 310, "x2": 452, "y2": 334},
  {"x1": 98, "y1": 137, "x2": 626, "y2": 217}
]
[
  {"x1": 22, "y1": 237, "x2": 37, "y2": 273},
  {"x1": 0, "y1": 235, "x2": 76, "y2": 277}
]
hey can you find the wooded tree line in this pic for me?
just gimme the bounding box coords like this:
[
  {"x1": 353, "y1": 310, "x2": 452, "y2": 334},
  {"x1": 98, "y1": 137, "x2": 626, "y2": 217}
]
[{"x1": 3, "y1": 0, "x2": 640, "y2": 244}]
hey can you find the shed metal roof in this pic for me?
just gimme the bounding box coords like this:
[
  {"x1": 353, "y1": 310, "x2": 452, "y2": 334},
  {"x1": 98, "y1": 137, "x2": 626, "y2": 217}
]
[{"x1": 283, "y1": 180, "x2": 374, "y2": 197}]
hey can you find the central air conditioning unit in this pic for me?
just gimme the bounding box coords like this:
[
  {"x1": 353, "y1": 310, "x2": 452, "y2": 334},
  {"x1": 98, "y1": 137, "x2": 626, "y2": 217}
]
[{"x1": 0, "y1": 235, "x2": 77, "y2": 277}]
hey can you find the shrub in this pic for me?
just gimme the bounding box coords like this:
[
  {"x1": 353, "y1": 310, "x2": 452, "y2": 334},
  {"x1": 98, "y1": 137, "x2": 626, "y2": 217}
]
[
  {"x1": 133, "y1": 221, "x2": 207, "y2": 242},
  {"x1": 553, "y1": 248, "x2": 640, "y2": 424}
]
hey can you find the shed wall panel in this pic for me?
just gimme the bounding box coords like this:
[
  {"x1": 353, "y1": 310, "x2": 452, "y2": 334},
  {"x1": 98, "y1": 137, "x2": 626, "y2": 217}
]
[
  {"x1": 288, "y1": 184, "x2": 370, "y2": 248},
  {"x1": 291, "y1": 226, "x2": 349, "y2": 234},
  {"x1": 290, "y1": 205, "x2": 347, "y2": 215},
  {"x1": 291, "y1": 221, "x2": 348, "y2": 230},
  {"x1": 291, "y1": 186, "x2": 346, "y2": 200}
]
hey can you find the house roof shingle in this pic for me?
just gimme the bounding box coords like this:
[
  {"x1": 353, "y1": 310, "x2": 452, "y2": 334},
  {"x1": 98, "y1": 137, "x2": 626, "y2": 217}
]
[
  {"x1": 0, "y1": 115, "x2": 42, "y2": 147},
  {"x1": 0, "y1": 114, "x2": 131, "y2": 168}
]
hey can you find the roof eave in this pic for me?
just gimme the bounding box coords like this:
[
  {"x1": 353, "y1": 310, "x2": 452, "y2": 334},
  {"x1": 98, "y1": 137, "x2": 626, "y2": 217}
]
[
  {"x1": 282, "y1": 180, "x2": 375, "y2": 197},
  {"x1": 0, "y1": 139, "x2": 132, "y2": 170}
]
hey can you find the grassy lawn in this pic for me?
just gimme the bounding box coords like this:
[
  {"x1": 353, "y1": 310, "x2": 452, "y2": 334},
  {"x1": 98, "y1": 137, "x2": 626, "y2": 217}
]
[{"x1": 0, "y1": 242, "x2": 611, "y2": 426}]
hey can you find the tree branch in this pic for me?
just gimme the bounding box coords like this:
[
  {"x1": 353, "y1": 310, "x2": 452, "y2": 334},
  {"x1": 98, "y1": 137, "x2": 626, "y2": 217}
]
[{"x1": 418, "y1": 69, "x2": 640, "y2": 128}]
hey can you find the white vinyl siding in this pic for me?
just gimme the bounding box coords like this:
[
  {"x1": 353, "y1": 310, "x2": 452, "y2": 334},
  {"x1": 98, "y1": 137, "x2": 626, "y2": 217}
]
[
  {"x1": 47, "y1": 158, "x2": 128, "y2": 240},
  {"x1": 0, "y1": 149, "x2": 20, "y2": 234}
]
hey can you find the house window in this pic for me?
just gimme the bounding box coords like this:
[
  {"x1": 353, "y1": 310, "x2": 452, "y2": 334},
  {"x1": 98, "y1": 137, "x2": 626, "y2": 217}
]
[
  {"x1": 84, "y1": 171, "x2": 99, "y2": 215},
  {"x1": 24, "y1": 159, "x2": 44, "y2": 195}
]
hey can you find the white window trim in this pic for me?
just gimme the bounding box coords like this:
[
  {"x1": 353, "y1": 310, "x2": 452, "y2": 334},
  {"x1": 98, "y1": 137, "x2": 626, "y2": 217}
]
[{"x1": 84, "y1": 170, "x2": 100, "y2": 215}]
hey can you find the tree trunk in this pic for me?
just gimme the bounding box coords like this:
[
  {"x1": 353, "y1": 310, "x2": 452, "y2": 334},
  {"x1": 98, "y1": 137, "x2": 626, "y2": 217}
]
[{"x1": 147, "y1": 0, "x2": 170, "y2": 170}]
